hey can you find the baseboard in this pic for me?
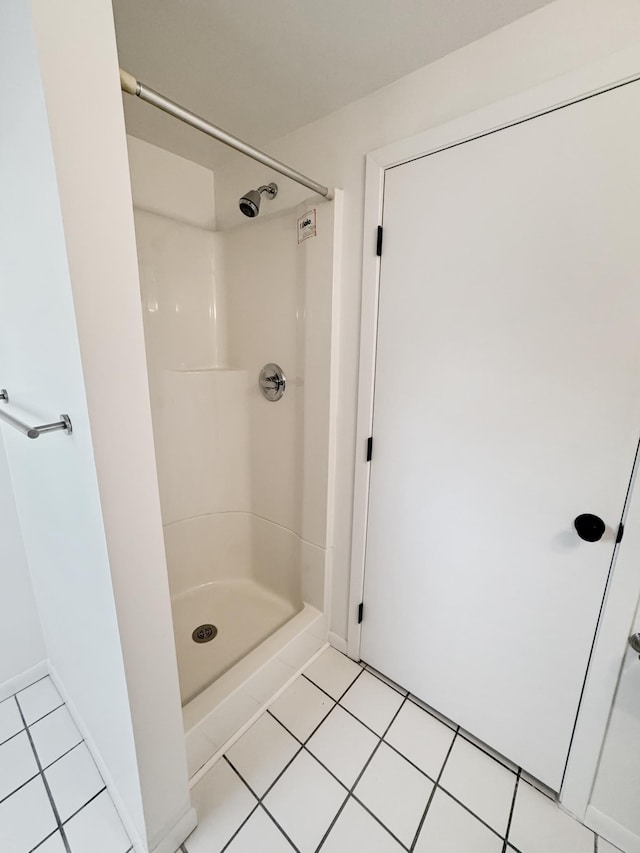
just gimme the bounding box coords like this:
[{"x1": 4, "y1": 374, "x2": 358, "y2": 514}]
[
  {"x1": 48, "y1": 664, "x2": 147, "y2": 853},
  {"x1": 0, "y1": 660, "x2": 48, "y2": 702},
  {"x1": 151, "y1": 807, "x2": 197, "y2": 853},
  {"x1": 585, "y1": 804, "x2": 640, "y2": 853},
  {"x1": 328, "y1": 631, "x2": 348, "y2": 655}
]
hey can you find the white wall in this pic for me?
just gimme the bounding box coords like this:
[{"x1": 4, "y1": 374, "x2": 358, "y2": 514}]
[
  {"x1": 127, "y1": 134, "x2": 216, "y2": 230},
  {"x1": 0, "y1": 0, "x2": 145, "y2": 842},
  {"x1": 0, "y1": 435, "x2": 45, "y2": 688},
  {"x1": 212, "y1": 0, "x2": 640, "y2": 643},
  {"x1": 0, "y1": 1, "x2": 194, "y2": 850},
  {"x1": 29, "y1": 1, "x2": 194, "y2": 849}
]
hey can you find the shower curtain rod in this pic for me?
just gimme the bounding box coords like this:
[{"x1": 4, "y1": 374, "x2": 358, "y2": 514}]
[{"x1": 119, "y1": 69, "x2": 333, "y2": 200}]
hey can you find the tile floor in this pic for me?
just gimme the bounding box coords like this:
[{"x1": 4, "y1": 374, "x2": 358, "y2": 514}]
[
  {"x1": 0, "y1": 675, "x2": 133, "y2": 853},
  {"x1": 1, "y1": 657, "x2": 624, "y2": 853},
  {"x1": 183, "y1": 647, "x2": 623, "y2": 853}
]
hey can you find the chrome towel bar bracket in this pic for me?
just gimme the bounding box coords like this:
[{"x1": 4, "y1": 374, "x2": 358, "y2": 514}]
[{"x1": 0, "y1": 389, "x2": 72, "y2": 439}]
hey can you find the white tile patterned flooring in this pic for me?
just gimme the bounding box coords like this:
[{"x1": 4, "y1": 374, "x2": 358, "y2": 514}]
[
  {"x1": 183, "y1": 647, "x2": 623, "y2": 853},
  {"x1": 1, "y1": 658, "x2": 624, "y2": 853},
  {"x1": 0, "y1": 675, "x2": 132, "y2": 853}
]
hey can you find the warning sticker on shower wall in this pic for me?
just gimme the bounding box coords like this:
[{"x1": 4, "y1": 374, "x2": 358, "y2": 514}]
[{"x1": 297, "y1": 209, "x2": 317, "y2": 243}]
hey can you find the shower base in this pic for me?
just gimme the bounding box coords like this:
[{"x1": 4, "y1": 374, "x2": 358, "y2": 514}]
[
  {"x1": 172, "y1": 578, "x2": 300, "y2": 705},
  {"x1": 183, "y1": 603, "x2": 326, "y2": 779}
]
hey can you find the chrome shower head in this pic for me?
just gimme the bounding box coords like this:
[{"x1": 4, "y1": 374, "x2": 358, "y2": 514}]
[
  {"x1": 239, "y1": 188, "x2": 261, "y2": 217},
  {"x1": 239, "y1": 182, "x2": 278, "y2": 217}
]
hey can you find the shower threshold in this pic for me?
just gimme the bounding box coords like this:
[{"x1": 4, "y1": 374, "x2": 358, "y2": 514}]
[{"x1": 182, "y1": 603, "x2": 325, "y2": 779}]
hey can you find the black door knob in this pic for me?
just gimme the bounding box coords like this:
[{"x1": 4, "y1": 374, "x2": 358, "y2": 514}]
[{"x1": 574, "y1": 513, "x2": 606, "y2": 542}]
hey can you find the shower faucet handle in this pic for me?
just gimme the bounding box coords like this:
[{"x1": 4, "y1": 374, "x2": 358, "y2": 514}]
[
  {"x1": 259, "y1": 363, "x2": 286, "y2": 402},
  {"x1": 264, "y1": 373, "x2": 283, "y2": 387}
]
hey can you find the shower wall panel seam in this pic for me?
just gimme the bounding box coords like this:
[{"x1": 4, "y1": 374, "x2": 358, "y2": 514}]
[{"x1": 162, "y1": 509, "x2": 327, "y2": 551}]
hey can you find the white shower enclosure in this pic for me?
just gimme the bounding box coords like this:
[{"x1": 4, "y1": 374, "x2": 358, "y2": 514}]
[{"x1": 128, "y1": 137, "x2": 340, "y2": 775}]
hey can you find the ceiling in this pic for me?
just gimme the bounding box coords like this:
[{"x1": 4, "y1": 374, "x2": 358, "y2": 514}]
[{"x1": 112, "y1": 0, "x2": 553, "y2": 169}]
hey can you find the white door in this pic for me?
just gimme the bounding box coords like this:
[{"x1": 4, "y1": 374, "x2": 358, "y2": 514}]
[{"x1": 362, "y1": 81, "x2": 640, "y2": 790}]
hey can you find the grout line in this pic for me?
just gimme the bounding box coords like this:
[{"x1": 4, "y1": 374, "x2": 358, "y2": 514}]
[
  {"x1": 258, "y1": 803, "x2": 300, "y2": 852},
  {"x1": 29, "y1": 829, "x2": 61, "y2": 851},
  {"x1": 0, "y1": 769, "x2": 42, "y2": 806},
  {"x1": 303, "y1": 704, "x2": 342, "y2": 754},
  {"x1": 14, "y1": 675, "x2": 50, "y2": 694},
  {"x1": 192, "y1": 652, "x2": 599, "y2": 853},
  {"x1": 15, "y1": 697, "x2": 72, "y2": 853},
  {"x1": 381, "y1": 740, "x2": 439, "y2": 785},
  {"x1": 187, "y1": 642, "x2": 332, "y2": 788},
  {"x1": 301, "y1": 701, "x2": 342, "y2": 747},
  {"x1": 261, "y1": 667, "x2": 379, "y2": 790},
  {"x1": 14, "y1": 674, "x2": 51, "y2": 698},
  {"x1": 0, "y1": 697, "x2": 26, "y2": 747},
  {"x1": 278, "y1": 663, "x2": 368, "y2": 749},
  {"x1": 325, "y1": 664, "x2": 455, "y2": 741},
  {"x1": 26, "y1": 703, "x2": 66, "y2": 729},
  {"x1": 315, "y1": 695, "x2": 411, "y2": 852},
  {"x1": 220, "y1": 760, "x2": 300, "y2": 852},
  {"x1": 42, "y1": 739, "x2": 85, "y2": 772},
  {"x1": 363, "y1": 664, "x2": 409, "y2": 696},
  {"x1": 266, "y1": 709, "x2": 306, "y2": 748},
  {"x1": 266, "y1": 708, "x2": 305, "y2": 745},
  {"x1": 223, "y1": 746, "x2": 307, "y2": 840},
  {"x1": 299, "y1": 677, "x2": 443, "y2": 793},
  {"x1": 456, "y1": 730, "x2": 518, "y2": 773},
  {"x1": 217, "y1": 800, "x2": 261, "y2": 852},
  {"x1": 217, "y1": 655, "x2": 542, "y2": 853},
  {"x1": 435, "y1": 784, "x2": 507, "y2": 841},
  {"x1": 336, "y1": 701, "x2": 387, "y2": 737},
  {"x1": 224, "y1": 754, "x2": 268, "y2": 802},
  {"x1": 235, "y1": 676, "x2": 407, "y2": 851},
  {"x1": 302, "y1": 664, "x2": 365, "y2": 704},
  {"x1": 265, "y1": 669, "x2": 458, "y2": 851},
  {"x1": 265, "y1": 706, "x2": 390, "y2": 806},
  {"x1": 305, "y1": 747, "x2": 350, "y2": 794},
  {"x1": 518, "y1": 775, "x2": 555, "y2": 801},
  {"x1": 61, "y1": 786, "x2": 108, "y2": 826},
  {"x1": 261, "y1": 711, "x2": 351, "y2": 795},
  {"x1": 348, "y1": 794, "x2": 411, "y2": 851},
  {"x1": 304, "y1": 667, "x2": 418, "y2": 748},
  {"x1": 409, "y1": 725, "x2": 460, "y2": 851},
  {"x1": 502, "y1": 768, "x2": 521, "y2": 853},
  {"x1": 0, "y1": 728, "x2": 26, "y2": 749},
  {"x1": 405, "y1": 694, "x2": 457, "y2": 731}
]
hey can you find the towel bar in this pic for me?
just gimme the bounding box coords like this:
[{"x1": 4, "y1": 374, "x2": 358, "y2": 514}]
[{"x1": 0, "y1": 389, "x2": 72, "y2": 439}]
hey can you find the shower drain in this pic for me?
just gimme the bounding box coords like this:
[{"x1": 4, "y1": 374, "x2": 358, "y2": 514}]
[{"x1": 192, "y1": 624, "x2": 218, "y2": 644}]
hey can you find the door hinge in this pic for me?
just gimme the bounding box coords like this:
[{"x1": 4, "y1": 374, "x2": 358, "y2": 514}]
[
  {"x1": 376, "y1": 225, "x2": 383, "y2": 257},
  {"x1": 616, "y1": 522, "x2": 625, "y2": 544},
  {"x1": 357, "y1": 602, "x2": 364, "y2": 624},
  {"x1": 366, "y1": 436, "x2": 373, "y2": 462}
]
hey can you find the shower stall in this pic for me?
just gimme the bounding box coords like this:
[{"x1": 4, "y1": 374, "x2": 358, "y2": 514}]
[{"x1": 126, "y1": 127, "x2": 341, "y2": 777}]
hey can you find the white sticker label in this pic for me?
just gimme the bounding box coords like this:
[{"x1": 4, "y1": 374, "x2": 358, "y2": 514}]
[{"x1": 297, "y1": 209, "x2": 317, "y2": 243}]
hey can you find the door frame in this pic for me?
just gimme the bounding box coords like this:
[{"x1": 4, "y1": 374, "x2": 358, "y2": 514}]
[{"x1": 348, "y1": 44, "x2": 640, "y2": 820}]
